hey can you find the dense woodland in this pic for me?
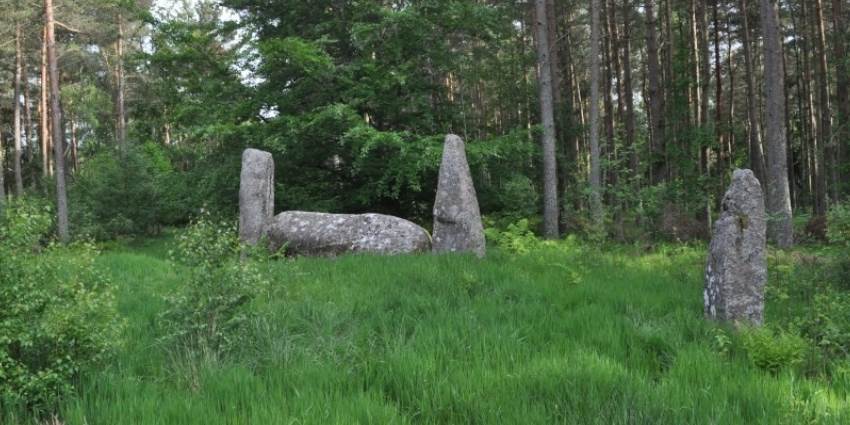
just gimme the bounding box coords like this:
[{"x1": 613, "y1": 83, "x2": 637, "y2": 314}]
[
  {"x1": 2, "y1": 0, "x2": 850, "y2": 422},
  {"x1": 0, "y1": 0, "x2": 847, "y2": 244}
]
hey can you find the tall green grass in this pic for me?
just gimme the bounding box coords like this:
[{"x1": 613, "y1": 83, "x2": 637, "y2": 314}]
[{"x1": 10, "y1": 239, "x2": 850, "y2": 424}]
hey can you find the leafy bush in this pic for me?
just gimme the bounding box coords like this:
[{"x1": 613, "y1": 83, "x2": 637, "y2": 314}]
[
  {"x1": 827, "y1": 202, "x2": 850, "y2": 246},
  {"x1": 741, "y1": 327, "x2": 807, "y2": 374},
  {"x1": 0, "y1": 197, "x2": 54, "y2": 248},
  {"x1": 0, "y1": 199, "x2": 122, "y2": 412},
  {"x1": 484, "y1": 218, "x2": 543, "y2": 255},
  {"x1": 158, "y1": 214, "x2": 269, "y2": 357},
  {"x1": 794, "y1": 291, "x2": 850, "y2": 363}
]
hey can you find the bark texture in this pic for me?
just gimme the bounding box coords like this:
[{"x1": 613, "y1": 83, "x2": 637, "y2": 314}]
[
  {"x1": 534, "y1": 0, "x2": 560, "y2": 239},
  {"x1": 45, "y1": 0, "x2": 70, "y2": 242},
  {"x1": 760, "y1": 0, "x2": 793, "y2": 248}
]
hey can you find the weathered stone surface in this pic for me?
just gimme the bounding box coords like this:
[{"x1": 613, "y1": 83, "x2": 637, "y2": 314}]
[
  {"x1": 704, "y1": 169, "x2": 767, "y2": 325},
  {"x1": 432, "y1": 134, "x2": 486, "y2": 257},
  {"x1": 239, "y1": 149, "x2": 275, "y2": 246},
  {"x1": 267, "y1": 211, "x2": 431, "y2": 256}
]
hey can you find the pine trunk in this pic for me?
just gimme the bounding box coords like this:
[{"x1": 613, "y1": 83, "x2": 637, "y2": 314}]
[
  {"x1": 45, "y1": 0, "x2": 70, "y2": 243},
  {"x1": 590, "y1": 0, "x2": 603, "y2": 229},
  {"x1": 621, "y1": 0, "x2": 637, "y2": 174},
  {"x1": 739, "y1": 0, "x2": 766, "y2": 184},
  {"x1": 14, "y1": 23, "x2": 24, "y2": 196},
  {"x1": 833, "y1": 0, "x2": 849, "y2": 198},
  {"x1": 645, "y1": 0, "x2": 665, "y2": 184},
  {"x1": 813, "y1": 0, "x2": 835, "y2": 205},
  {"x1": 116, "y1": 13, "x2": 128, "y2": 151},
  {"x1": 534, "y1": 0, "x2": 560, "y2": 238},
  {"x1": 41, "y1": 25, "x2": 51, "y2": 178},
  {"x1": 761, "y1": 0, "x2": 793, "y2": 248}
]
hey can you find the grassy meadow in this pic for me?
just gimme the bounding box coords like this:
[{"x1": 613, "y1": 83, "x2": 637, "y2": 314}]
[{"x1": 7, "y1": 236, "x2": 849, "y2": 424}]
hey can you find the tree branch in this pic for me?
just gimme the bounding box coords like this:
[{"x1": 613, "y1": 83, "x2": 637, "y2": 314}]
[{"x1": 54, "y1": 21, "x2": 85, "y2": 34}]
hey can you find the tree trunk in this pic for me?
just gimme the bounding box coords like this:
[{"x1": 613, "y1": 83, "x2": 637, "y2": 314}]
[
  {"x1": 41, "y1": 25, "x2": 51, "y2": 178},
  {"x1": 690, "y1": 0, "x2": 702, "y2": 127},
  {"x1": 621, "y1": 0, "x2": 637, "y2": 174},
  {"x1": 740, "y1": 0, "x2": 766, "y2": 185},
  {"x1": 71, "y1": 118, "x2": 78, "y2": 173},
  {"x1": 645, "y1": 0, "x2": 665, "y2": 184},
  {"x1": 22, "y1": 40, "x2": 33, "y2": 165},
  {"x1": 590, "y1": 0, "x2": 603, "y2": 230},
  {"x1": 726, "y1": 17, "x2": 736, "y2": 171},
  {"x1": 116, "y1": 13, "x2": 128, "y2": 152},
  {"x1": 813, "y1": 0, "x2": 835, "y2": 205},
  {"x1": 602, "y1": 0, "x2": 617, "y2": 194},
  {"x1": 713, "y1": 0, "x2": 724, "y2": 174},
  {"x1": 45, "y1": 0, "x2": 70, "y2": 243},
  {"x1": 761, "y1": 0, "x2": 793, "y2": 248},
  {"x1": 801, "y1": 0, "x2": 826, "y2": 216},
  {"x1": 833, "y1": 0, "x2": 849, "y2": 199},
  {"x1": 534, "y1": 0, "x2": 560, "y2": 238},
  {"x1": 695, "y1": 0, "x2": 710, "y2": 181},
  {"x1": 608, "y1": 0, "x2": 625, "y2": 124},
  {"x1": 14, "y1": 23, "x2": 24, "y2": 196}
]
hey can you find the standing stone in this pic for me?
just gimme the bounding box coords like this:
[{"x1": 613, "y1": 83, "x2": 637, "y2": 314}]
[
  {"x1": 432, "y1": 134, "x2": 486, "y2": 257},
  {"x1": 267, "y1": 211, "x2": 431, "y2": 256},
  {"x1": 704, "y1": 169, "x2": 767, "y2": 325},
  {"x1": 239, "y1": 149, "x2": 274, "y2": 246}
]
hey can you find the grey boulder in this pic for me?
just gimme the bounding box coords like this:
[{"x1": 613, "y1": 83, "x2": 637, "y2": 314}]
[
  {"x1": 704, "y1": 169, "x2": 767, "y2": 325},
  {"x1": 267, "y1": 211, "x2": 431, "y2": 256},
  {"x1": 432, "y1": 134, "x2": 486, "y2": 257},
  {"x1": 239, "y1": 148, "x2": 275, "y2": 246}
]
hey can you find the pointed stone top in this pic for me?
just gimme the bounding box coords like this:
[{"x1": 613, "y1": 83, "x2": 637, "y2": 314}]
[
  {"x1": 433, "y1": 134, "x2": 485, "y2": 258},
  {"x1": 445, "y1": 134, "x2": 464, "y2": 144},
  {"x1": 723, "y1": 169, "x2": 763, "y2": 216}
]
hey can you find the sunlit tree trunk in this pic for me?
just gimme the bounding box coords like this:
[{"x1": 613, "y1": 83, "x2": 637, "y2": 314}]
[
  {"x1": 534, "y1": 0, "x2": 560, "y2": 238},
  {"x1": 761, "y1": 0, "x2": 793, "y2": 248},
  {"x1": 813, "y1": 0, "x2": 835, "y2": 204},
  {"x1": 41, "y1": 25, "x2": 51, "y2": 178},
  {"x1": 22, "y1": 42, "x2": 33, "y2": 166},
  {"x1": 833, "y1": 0, "x2": 849, "y2": 198},
  {"x1": 45, "y1": 0, "x2": 70, "y2": 242},
  {"x1": 590, "y1": 0, "x2": 603, "y2": 230},
  {"x1": 801, "y1": 0, "x2": 826, "y2": 216},
  {"x1": 602, "y1": 0, "x2": 616, "y2": 195},
  {"x1": 14, "y1": 23, "x2": 24, "y2": 196},
  {"x1": 116, "y1": 13, "x2": 128, "y2": 152},
  {"x1": 621, "y1": 0, "x2": 637, "y2": 174},
  {"x1": 712, "y1": 0, "x2": 724, "y2": 175},
  {"x1": 608, "y1": 0, "x2": 624, "y2": 125},
  {"x1": 645, "y1": 0, "x2": 665, "y2": 184},
  {"x1": 739, "y1": 0, "x2": 766, "y2": 184}
]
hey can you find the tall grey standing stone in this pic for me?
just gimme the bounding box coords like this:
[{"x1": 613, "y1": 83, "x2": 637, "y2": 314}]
[
  {"x1": 704, "y1": 169, "x2": 767, "y2": 325},
  {"x1": 432, "y1": 134, "x2": 486, "y2": 258},
  {"x1": 239, "y1": 149, "x2": 274, "y2": 246}
]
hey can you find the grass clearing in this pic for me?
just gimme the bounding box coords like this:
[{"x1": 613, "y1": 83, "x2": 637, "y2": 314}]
[{"x1": 13, "y1": 238, "x2": 849, "y2": 424}]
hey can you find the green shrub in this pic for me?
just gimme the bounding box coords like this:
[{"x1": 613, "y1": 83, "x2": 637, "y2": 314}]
[
  {"x1": 794, "y1": 291, "x2": 850, "y2": 363},
  {"x1": 0, "y1": 197, "x2": 54, "y2": 248},
  {"x1": 0, "y1": 200, "x2": 122, "y2": 412},
  {"x1": 71, "y1": 144, "x2": 189, "y2": 240},
  {"x1": 158, "y1": 214, "x2": 269, "y2": 357},
  {"x1": 827, "y1": 202, "x2": 850, "y2": 246},
  {"x1": 741, "y1": 327, "x2": 807, "y2": 374},
  {"x1": 484, "y1": 218, "x2": 543, "y2": 255}
]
